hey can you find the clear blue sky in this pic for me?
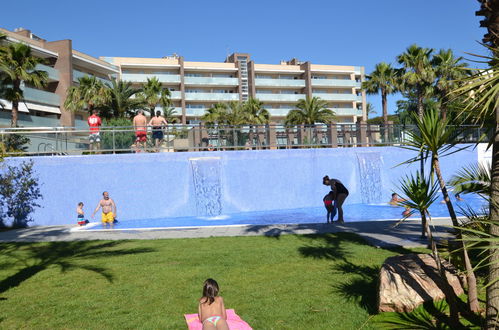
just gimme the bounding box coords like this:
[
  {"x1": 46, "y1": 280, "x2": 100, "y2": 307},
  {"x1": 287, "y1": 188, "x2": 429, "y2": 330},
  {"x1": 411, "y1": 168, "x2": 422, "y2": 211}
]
[{"x1": 1, "y1": 0, "x2": 487, "y2": 117}]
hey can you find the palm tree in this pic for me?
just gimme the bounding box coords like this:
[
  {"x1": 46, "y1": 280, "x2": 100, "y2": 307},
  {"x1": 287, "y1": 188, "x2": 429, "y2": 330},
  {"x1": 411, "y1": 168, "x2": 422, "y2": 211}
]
[
  {"x1": 244, "y1": 98, "x2": 270, "y2": 124},
  {"x1": 0, "y1": 42, "x2": 48, "y2": 127},
  {"x1": 431, "y1": 49, "x2": 468, "y2": 120},
  {"x1": 244, "y1": 98, "x2": 269, "y2": 148},
  {"x1": 162, "y1": 106, "x2": 180, "y2": 123},
  {"x1": 285, "y1": 96, "x2": 335, "y2": 125},
  {"x1": 397, "y1": 44, "x2": 435, "y2": 119},
  {"x1": 365, "y1": 102, "x2": 376, "y2": 120},
  {"x1": 202, "y1": 102, "x2": 228, "y2": 126},
  {"x1": 362, "y1": 62, "x2": 397, "y2": 135},
  {"x1": 285, "y1": 97, "x2": 335, "y2": 145},
  {"x1": 64, "y1": 76, "x2": 109, "y2": 117},
  {"x1": 104, "y1": 79, "x2": 142, "y2": 118},
  {"x1": 449, "y1": 162, "x2": 491, "y2": 200},
  {"x1": 403, "y1": 108, "x2": 479, "y2": 313},
  {"x1": 455, "y1": 46, "x2": 499, "y2": 326},
  {"x1": 397, "y1": 172, "x2": 463, "y2": 328},
  {"x1": 137, "y1": 77, "x2": 171, "y2": 116}
]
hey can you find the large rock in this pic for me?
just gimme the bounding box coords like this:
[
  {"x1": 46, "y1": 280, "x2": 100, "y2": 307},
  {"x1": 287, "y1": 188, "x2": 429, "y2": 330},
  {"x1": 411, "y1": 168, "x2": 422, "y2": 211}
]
[{"x1": 378, "y1": 253, "x2": 464, "y2": 313}]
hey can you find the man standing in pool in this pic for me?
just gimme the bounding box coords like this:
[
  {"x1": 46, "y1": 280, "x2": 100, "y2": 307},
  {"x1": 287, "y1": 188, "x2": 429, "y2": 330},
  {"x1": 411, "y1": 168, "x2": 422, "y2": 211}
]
[
  {"x1": 323, "y1": 175, "x2": 349, "y2": 223},
  {"x1": 92, "y1": 191, "x2": 117, "y2": 229}
]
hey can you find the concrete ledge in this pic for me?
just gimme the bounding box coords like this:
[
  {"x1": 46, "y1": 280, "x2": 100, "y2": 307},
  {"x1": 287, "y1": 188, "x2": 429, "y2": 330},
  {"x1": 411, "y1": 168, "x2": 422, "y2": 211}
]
[{"x1": 0, "y1": 219, "x2": 455, "y2": 248}]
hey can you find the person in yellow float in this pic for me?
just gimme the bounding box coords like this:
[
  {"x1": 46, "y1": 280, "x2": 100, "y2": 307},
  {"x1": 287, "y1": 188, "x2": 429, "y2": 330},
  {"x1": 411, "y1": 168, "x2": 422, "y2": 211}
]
[{"x1": 92, "y1": 191, "x2": 117, "y2": 228}]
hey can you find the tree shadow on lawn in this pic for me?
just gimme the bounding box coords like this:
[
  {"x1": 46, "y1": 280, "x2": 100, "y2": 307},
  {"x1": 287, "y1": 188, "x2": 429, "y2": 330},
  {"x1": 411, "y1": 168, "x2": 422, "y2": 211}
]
[
  {"x1": 0, "y1": 240, "x2": 156, "y2": 298},
  {"x1": 298, "y1": 232, "x2": 414, "y2": 315}
]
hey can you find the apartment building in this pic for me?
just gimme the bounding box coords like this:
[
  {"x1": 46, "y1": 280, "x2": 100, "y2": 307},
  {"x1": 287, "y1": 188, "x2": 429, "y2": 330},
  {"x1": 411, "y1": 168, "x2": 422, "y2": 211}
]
[
  {"x1": 0, "y1": 27, "x2": 365, "y2": 127},
  {"x1": 105, "y1": 53, "x2": 366, "y2": 124},
  {"x1": 0, "y1": 27, "x2": 119, "y2": 128}
]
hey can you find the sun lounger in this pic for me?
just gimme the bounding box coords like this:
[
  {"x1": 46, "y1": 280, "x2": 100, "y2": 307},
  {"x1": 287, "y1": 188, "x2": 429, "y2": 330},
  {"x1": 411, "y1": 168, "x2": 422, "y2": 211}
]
[{"x1": 184, "y1": 309, "x2": 252, "y2": 329}]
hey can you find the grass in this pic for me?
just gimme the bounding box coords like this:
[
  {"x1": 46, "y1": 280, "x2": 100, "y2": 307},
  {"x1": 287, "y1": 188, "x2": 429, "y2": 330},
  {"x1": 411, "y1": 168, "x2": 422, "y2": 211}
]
[{"x1": 0, "y1": 233, "x2": 422, "y2": 329}]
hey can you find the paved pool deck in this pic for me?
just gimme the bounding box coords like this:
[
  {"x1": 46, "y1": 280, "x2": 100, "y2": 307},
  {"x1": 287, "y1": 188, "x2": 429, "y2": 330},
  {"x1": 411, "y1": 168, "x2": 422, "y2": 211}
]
[{"x1": 0, "y1": 218, "x2": 455, "y2": 248}]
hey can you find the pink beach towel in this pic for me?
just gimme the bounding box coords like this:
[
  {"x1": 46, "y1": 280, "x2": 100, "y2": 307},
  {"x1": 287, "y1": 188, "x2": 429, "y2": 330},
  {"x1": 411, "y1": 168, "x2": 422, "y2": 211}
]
[{"x1": 184, "y1": 309, "x2": 252, "y2": 329}]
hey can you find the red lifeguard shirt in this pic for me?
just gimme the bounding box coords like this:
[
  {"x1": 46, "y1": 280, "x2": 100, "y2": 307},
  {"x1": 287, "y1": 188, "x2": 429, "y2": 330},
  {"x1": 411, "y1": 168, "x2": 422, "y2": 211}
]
[{"x1": 87, "y1": 114, "x2": 102, "y2": 133}]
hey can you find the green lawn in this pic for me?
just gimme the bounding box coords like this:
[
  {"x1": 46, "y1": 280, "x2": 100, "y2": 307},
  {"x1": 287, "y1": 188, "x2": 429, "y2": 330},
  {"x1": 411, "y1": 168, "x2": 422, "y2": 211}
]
[{"x1": 0, "y1": 233, "x2": 418, "y2": 329}]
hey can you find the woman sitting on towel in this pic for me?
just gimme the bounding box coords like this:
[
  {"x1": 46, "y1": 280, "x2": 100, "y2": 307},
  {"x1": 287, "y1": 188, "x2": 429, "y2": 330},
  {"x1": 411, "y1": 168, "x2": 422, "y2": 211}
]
[{"x1": 198, "y1": 278, "x2": 229, "y2": 329}]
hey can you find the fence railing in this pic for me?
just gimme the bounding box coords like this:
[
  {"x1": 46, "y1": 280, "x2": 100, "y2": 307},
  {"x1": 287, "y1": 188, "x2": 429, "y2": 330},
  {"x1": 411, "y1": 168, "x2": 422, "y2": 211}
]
[{"x1": 0, "y1": 123, "x2": 488, "y2": 156}]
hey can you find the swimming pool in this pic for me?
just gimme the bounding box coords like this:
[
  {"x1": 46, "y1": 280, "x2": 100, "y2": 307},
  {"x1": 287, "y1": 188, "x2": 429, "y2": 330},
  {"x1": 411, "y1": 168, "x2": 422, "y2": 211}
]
[{"x1": 81, "y1": 193, "x2": 487, "y2": 230}]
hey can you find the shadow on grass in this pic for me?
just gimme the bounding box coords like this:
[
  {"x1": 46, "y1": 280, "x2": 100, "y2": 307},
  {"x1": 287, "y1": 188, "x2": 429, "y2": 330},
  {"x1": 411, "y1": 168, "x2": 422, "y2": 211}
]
[
  {"x1": 297, "y1": 233, "x2": 415, "y2": 315},
  {"x1": 243, "y1": 223, "x2": 336, "y2": 239},
  {"x1": 0, "y1": 241, "x2": 155, "y2": 297}
]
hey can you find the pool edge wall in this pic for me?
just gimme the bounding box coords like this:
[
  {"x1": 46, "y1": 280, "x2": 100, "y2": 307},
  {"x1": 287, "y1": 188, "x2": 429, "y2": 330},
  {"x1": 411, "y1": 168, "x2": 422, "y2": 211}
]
[{"x1": 2, "y1": 146, "x2": 481, "y2": 226}]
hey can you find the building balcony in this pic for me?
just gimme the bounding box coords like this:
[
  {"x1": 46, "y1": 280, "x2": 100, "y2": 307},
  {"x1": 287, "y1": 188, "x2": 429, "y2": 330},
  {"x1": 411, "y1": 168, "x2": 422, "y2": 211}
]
[
  {"x1": 184, "y1": 92, "x2": 239, "y2": 102},
  {"x1": 73, "y1": 70, "x2": 111, "y2": 85},
  {"x1": 184, "y1": 77, "x2": 239, "y2": 86},
  {"x1": 311, "y1": 79, "x2": 360, "y2": 88},
  {"x1": 312, "y1": 93, "x2": 359, "y2": 102},
  {"x1": 153, "y1": 106, "x2": 183, "y2": 115},
  {"x1": 254, "y1": 78, "x2": 306, "y2": 88},
  {"x1": 0, "y1": 111, "x2": 60, "y2": 128},
  {"x1": 35, "y1": 64, "x2": 59, "y2": 81},
  {"x1": 170, "y1": 91, "x2": 182, "y2": 100},
  {"x1": 121, "y1": 73, "x2": 181, "y2": 84},
  {"x1": 23, "y1": 87, "x2": 60, "y2": 106},
  {"x1": 267, "y1": 108, "x2": 293, "y2": 116},
  {"x1": 256, "y1": 93, "x2": 306, "y2": 102},
  {"x1": 330, "y1": 108, "x2": 363, "y2": 116},
  {"x1": 186, "y1": 108, "x2": 207, "y2": 116}
]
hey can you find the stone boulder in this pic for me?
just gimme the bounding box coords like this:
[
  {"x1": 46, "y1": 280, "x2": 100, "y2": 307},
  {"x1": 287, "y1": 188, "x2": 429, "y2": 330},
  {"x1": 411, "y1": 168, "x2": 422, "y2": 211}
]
[{"x1": 378, "y1": 253, "x2": 464, "y2": 313}]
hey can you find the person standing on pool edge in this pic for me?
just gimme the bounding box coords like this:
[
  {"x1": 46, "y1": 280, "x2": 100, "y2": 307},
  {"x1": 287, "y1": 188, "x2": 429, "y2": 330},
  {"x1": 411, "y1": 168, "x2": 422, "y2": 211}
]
[
  {"x1": 92, "y1": 191, "x2": 117, "y2": 229},
  {"x1": 323, "y1": 175, "x2": 349, "y2": 223}
]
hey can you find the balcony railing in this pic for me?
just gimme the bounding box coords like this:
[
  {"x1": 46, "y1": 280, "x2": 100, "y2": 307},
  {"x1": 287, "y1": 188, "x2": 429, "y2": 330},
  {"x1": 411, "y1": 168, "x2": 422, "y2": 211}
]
[
  {"x1": 23, "y1": 87, "x2": 60, "y2": 106},
  {"x1": 170, "y1": 91, "x2": 182, "y2": 100},
  {"x1": 185, "y1": 92, "x2": 239, "y2": 101},
  {"x1": 73, "y1": 70, "x2": 112, "y2": 85},
  {"x1": 311, "y1": 79, "x2": 360, "y2": 88},
  {"x1": 35, "y1": 64, "x2": 59, "y2": 81},
  {"x1": 184, "y1": 77, "x2": 239, "y2": 86},
  {"x1": 0, "y1": 124, "x2": 486, "y2": 156},
  {"x1": 186, "y1": 108, "x2": 207, "y2": 116},
  {"x1": 312, "y1": 93, "x2": 358, "y2": 102},
  {"x1": 256, "y1": 93, "x2": 306, "y2": 102},
  {"x1": 331, "y1": 108, "x2": 363, "y2": 116},
  {"x1": 121, "y1": 73, "x2": 181, "y2": 84},
  {"x1": 254, "y1": 78, "x2": 306, "y2": 87}
]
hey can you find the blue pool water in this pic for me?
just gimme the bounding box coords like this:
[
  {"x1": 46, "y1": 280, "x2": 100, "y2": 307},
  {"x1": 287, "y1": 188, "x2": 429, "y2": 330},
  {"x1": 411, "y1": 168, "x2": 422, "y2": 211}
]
[{"x1": 84, "y1": 194, "x2": 487, "y2": 230}]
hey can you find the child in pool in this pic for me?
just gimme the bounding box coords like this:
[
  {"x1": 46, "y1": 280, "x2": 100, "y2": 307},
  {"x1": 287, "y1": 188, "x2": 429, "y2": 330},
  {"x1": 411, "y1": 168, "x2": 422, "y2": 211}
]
[
  {"x1": 198, "y1": 278, "x2": 228, "y2": 330},
  {"x1": 389, "y1": 193, "x2": 406, "y2": 206},
  {"x1": 76, "y1": 202, "x2": 87, "y2": 226},
  {"x1": 323, "y1": 191, "x2": 337, "y2": 223}
]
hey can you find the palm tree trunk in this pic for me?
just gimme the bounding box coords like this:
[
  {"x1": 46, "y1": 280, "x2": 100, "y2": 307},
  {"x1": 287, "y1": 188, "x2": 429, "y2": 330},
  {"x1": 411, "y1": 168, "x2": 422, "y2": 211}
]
[
  {"x1": 424, "y1": 212, "x2": 461, "y2": 327},
  {"x1": 382, "y1": 89, "x2": 388, "y2": 142},
  {"x1": 441, "y1": 91, "x2": 448, "y2": 121},
  {"x1": 418, "y1": 89, "x2": 425, "y2": 177},
  {"x1": 487, "y1": 103, "x2": 499, "y2": 329},
  {"x1": 433, "y1": 155, "x2": 480, "y2": 313},
  {"x1": 11, "y1": 80, "x2": 21, "y2": 127},
  {"x1": 11, "y1": 100, "x2": 19, "y2": 128}
]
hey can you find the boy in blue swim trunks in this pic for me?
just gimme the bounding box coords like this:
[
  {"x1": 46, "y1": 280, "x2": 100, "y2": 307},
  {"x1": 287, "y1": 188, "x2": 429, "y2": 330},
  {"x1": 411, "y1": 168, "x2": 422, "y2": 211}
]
[
  {"x1": 76, "y1": 202, "x2": 88, "y2": 226},
  {"x1": 323, "y1": 191, "x2": 337, "y2": 224}
]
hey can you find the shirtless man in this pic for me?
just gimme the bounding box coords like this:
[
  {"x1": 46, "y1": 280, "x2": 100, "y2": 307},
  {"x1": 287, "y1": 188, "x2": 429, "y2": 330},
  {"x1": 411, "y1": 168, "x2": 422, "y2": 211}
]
[
  {"x1": 148, "y1": 110, "x2": 167, "y2": 151},
  {"x1": 92, "y1": 191, "x2": 117, "y2": 228},
  {"x1": 133, "y1": 110, "x2": 148, "y2": 151}
]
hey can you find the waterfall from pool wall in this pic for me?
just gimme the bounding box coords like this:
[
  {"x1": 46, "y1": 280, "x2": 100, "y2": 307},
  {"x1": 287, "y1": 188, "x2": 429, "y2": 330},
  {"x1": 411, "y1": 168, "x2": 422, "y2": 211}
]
[
  {"x1": 356, "y1": 152, "x2": 383, "y2": 204},
  {"x1": 190, "y1": 157, "x2": 223, "y2": 216}
]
